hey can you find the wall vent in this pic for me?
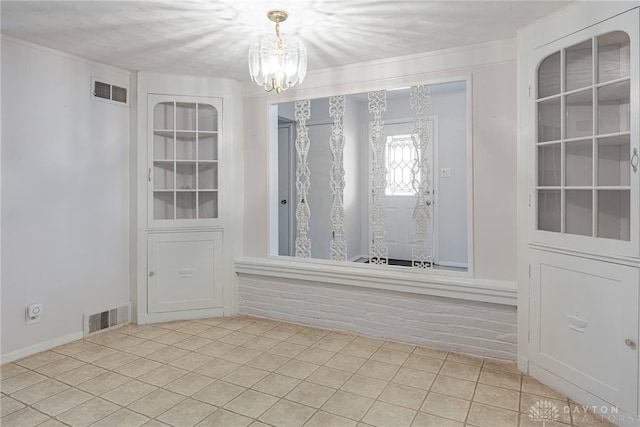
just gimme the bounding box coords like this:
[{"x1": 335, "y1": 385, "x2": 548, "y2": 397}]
[
  {"x1": 83, "y1": 304, "x2": 130, "y2": 337},
  {"x1": 91, "y1": 77, "x2": 128, "y2": 106}
]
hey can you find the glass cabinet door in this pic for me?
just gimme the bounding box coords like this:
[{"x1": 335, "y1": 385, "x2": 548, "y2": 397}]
[
  {"x1": 149, "y1": 95, "x2": 221, "y2": 227},
  {"x1": 533, "y1": 11, "x2": 638, "y2": 257}
]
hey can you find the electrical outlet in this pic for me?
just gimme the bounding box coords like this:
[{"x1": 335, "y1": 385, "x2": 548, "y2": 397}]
[
  {"x1": 26, "y1": 303, "x2": 42, "y2": 325},
  {"x1": 440, "y1": 167, "x2": 451, "y2": 178}
]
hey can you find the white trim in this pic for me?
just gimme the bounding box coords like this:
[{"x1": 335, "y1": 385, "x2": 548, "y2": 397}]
[
  {"x1": 137, "y1": 307, "x2": 224, "y2": 325},
  {"x1": 234, "y1": 256, "x2": 516, "y2": 305},
  {"x1": 1, "y1": 331, "x2": 84, "y2": 364},
  {"x1": 529, "y1": 242, "x2": 640, "y2": 268}
]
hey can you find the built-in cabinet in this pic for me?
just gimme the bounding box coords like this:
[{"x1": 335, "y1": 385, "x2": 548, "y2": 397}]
[
  {"x1": 137, "y1": 92, "x2": 226, "y2": 321},
  {"x1": 520, "y1": 6, "x2": 640, "y2": 420}
]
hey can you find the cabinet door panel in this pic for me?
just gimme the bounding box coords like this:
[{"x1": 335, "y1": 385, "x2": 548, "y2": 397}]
[
  {"x1": 529, "y1": 249, "x2": 639, "y2": 413},
  {"x1": 148, "y1": 232, "x2": 223, "y2": 313}
]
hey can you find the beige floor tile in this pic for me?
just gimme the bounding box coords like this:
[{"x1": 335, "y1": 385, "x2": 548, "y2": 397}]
[
  {"x1": 219, "y1": 319, "x2": 254, "y2": 331},
  {"x1": 195, "y1": 341, "x2": 237, "y2": 358},
  {"x1": 295, "y1": 347, "x2": 335, "y2": 365},
  {"x1": 362, "y1": 400, "x2": 416, "y2": 427},
  {"x1": 56, "y1": 364, "x2": 107, "y2": 386},
  {"x1": 34, "y1": 357, "x2": 85, "y2": 377},
  {"x1": 392, "y1": 368, "x2": 436, "y2": 390},
  {"x1": 56, "y1": 397, "x2": 119, "y2": 427},
  {"x1": 430, "y1": 375, "x2": 476, "y2": 400},
  {"x1": 138, "y1": 365, "x2": 187, "y2": 387},
  {"x1": 1, "y1": 395, "x2": 26, "y2": 417},
  {"x1": 126, "y1": 341, "x2": 168, "y2": 357},
  {"x1": 276, "y1": 360, "x2": 319, "y2": 380},
  {"x1": 196, "y1": 326, "x2": 233, "y2": 341},
  {"x1": 412, "y1": 346, "x2": 448, "y2": 360},
  {"x1": 446, "y1": 353, "x2": 483, "y2": 367},
  {"x1": 313, "y1": 337, "x2": 350, "y2": 352},
  {"x1": 371, "y1": 348, "x2": 410, "y2": 366},
  {"x1": 341, "y1": 375, "x2": 387, "y2": 399},
  {"x1": 321, "y1": 390, "x2": 374, "y2": 421},
  {"x1": 91, "y1": 351, "x2": 139, "y2": 370},
  {"x1": 382, "y1": 341, "x2": 416, "y2": 353},
  {"x1": 478, "y1": 369, "x2": 521, "y2": 391},
  {"x1": 105, "y1": 335, "x2": 146, "y2": 350},
  {"x1": 412, "y1": 412, "x2": 463, "y2": 427},
  {"x1": 0, "y1": 407, "x2": 49, "y2": 426},
  {"x1": 522, "y1": 376, "x2": 567, "y2": 400},
  {"x1": 482, "y1": 358, "x2": 520, "y2": 375},
  {"x1": 268, "y1": 341, "x2": 307, "y2": 358},
  {"x1": 304, "y1": 410, "x2": 357, "y2": 427},
  {"x1": 196, "y1": 408, "x2": 253, "y2": 427},
  {"x1": 192, "y1": 380, "x2": 245, "y2": 406},
  {"x1": 378, "y1": 383, "x2": 427, "y2": 410},
  {"x1": 218, "y1": 347, "x2": 261, "y2": 364},
  {"x1": 243, "y1": 336, "x2": 280, "y2": 352},
  {"x1": 15, "y1": 351, "x2": 66, "y2": 369},
  {"x1": 402, "y1": 354, "x2": 443, "y2": 373},
  {"x1": 439, "y1": 361, "x2": 481, "y2": 382},
  {"x1": 356, "y1": 360, "x2": 400, "y2": 381},
  {"x1": 127, "y1": 389, "x2": 186, "y2": 418},
  {"x1": 224, "y1": 390, "x2": 279, "y2": 418},
  {"x1": 38, "y1": 419, "x2": 68, "y2": 427},
  {"x1": 164, "y1": 372, "x2": 214, "y2": 396},
  {"x1": 262, "y1": 327, "x2": 296, "y2": 341},
  {"x1": 238, "y1": 322, "x2": 275, "y2": 336},
  {"x1": 1, "y1": 370, "x2": 47, "y2": 393},
  {"x1": 157, "y1": 398, "x2": 216, "y2": 427},
  {"x1": 286, "y1": 331, "x2": 323, "y2": 346},
  {"x1": 219, "y1": 332, "x2": 256, "y2": 346},
  {"x1": 259, "y1": 399, "x2": 316, "y2": 426},
  {"x1": 129, "y1": 326, "x2": 171, "y2": 341},
  {"x1": 10, "y1": 378, "x2": 69, "y2": 405},
  {"x1": 32, "y1": 388, "x2": 93, "y2": 416},
  {"x1": 176, "y1": 323, "x2": 212, "y2": 336},
  {"x1": 115, "y1": 358, "x2": 162, "y2": 378},
  {"x1": 1, "y1": 363, "x2": 29, "y2": 380},
  {"x1": 473, "y1": 383, "x2": 519, "y2": 411},
  {"x1": 84, "y1": 332, "x2": 126, "y2": 346},
  {"x1": 326, "y1": 354, "x2": 367, "y2": 373},
  {"x1": 285, "y1": 381, "x2": 335, "y2": 408},
  {"x1": 194, "y1": 358, "x2": 241, "y2": 379},
  {"x1": 306, "y1": 366, "x2": 352, "y2": 389},
  {"x1": 146, "y1": 347, "x2": 189, "y2": 364},
  {"x1": 247, "y1": 352, "x2": 289, "y2": 371},
  {"x1": 251, "y1": 373, "x2": 301, "y2": 397},
  {"x1": 352, "y1": 336, "x2": 384, "y2": 348},
  {"x1": 169, "y1": 352, "x2": 214, "y2": 371},
  {"x1": 173, "y1": 336, "x2": 213, "y2": 352},
  {"x1": 420, "y1": 392, "x2": 470, "y2": 422},
  {"x1": 74, "y1": 346, "x2": 118, "y2": 363},
  {"x1": 54, "y1": 340, "x2": 100, "y2": 356},
  {"x1": 91, "y1": 408, "x2": 149, "y2": 427},
  {"x1": 222, "y1": 366, "x2": 269, "y2": 387},
  {"x1": 340, "y1": 342, "x2": 378, "y2": 359},
  {"x1": 101, "y1": 379, "x2": 156, "y2": 406},
  {"x1": 153, "y1": 331, "x2": 192, "y2": 345},
  {"x1": 466, "y1": 402, "x2": 518, "y2": 427},
  {"x1": 325, "y1": 331, "x2": 357, "y2": 341}
]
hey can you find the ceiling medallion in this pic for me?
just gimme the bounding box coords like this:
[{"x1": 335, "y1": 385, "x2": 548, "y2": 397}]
[{"x1": 248, "y1": 9, "x2": 307, "y2": 93}]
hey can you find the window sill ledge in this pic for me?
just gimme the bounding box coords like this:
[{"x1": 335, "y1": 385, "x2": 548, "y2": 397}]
[{"x1": 234, "y1": 256, "x2": 517, "y2": 306}]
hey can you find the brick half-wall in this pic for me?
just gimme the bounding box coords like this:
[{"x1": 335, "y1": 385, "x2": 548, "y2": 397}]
[{"x1": 238, "y1": 274, "x2": 517, "y2": 360}]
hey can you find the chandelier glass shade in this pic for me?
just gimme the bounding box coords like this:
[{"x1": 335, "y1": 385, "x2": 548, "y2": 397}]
[{"x1": 248, "y1": 10, "x2": 307, "y2": 93}]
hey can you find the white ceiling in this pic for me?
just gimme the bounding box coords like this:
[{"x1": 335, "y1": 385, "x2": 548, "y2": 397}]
[{"x1": 1, "y1": 0, "x2": 572, "y2": 81}]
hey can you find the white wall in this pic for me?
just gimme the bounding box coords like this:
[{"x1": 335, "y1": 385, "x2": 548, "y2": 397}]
[{"x1": 1, "y1": 38, "x2": 131, "y2": 361}]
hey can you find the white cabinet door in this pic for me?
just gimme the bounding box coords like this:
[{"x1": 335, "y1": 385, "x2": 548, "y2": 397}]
[
  {"x1": 529, "y1": 249, "x2": 639, "y2": 413},
  {"x1": 148, "y1": 232, "x2": 223, "y2": 313}
]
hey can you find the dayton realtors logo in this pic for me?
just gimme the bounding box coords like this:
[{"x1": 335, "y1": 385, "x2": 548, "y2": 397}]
[{"x1": 529, "y1": 400, "x2": 560, "y2": 426}]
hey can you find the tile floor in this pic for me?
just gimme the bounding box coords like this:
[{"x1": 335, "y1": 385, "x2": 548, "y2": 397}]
[{"x1": 1, "y1": 315, "x2": 616, "y2": 427}]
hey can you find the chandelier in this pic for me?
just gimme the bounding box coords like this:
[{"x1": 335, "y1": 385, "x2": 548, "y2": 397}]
[{"x1": 248, "y1": 10, "x2": 307, "y2": 93}]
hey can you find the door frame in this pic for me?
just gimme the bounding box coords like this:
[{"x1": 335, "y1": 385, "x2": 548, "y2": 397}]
[{"x1": 277, "y1": 120, "x2": 296, "y2": 256}]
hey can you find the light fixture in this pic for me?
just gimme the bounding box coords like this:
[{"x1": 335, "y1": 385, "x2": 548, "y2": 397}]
[{"x1": 248, "y1": 9, "x2": 307, "y2": 93}]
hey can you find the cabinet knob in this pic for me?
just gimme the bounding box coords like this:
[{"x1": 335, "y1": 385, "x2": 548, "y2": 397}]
[
  {"x1": 149, "y1": 271, "x2": 155, "y2": 277},
  {"x1": 625, "y1": 339, "x2": 636, "y2": 348}
]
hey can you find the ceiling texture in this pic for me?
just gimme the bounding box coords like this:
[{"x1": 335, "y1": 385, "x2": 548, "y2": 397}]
[{"x1": 1, "y1": 0, "x2": 572, "y2": 81}]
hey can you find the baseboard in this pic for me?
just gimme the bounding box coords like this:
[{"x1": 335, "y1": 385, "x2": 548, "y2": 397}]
[
  {"x1": 137, "y1": 307, "x2": 224, "y2": 324},
  {"x1": 517, "y1": 355, "x2": 529, "y2": 374},
  {"x1": 1, "y1": 331, "x2": 84, "y2": 364}
]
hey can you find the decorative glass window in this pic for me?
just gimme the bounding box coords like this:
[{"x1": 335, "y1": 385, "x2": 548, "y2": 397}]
[{"x1": 385, "y1": 134, "x2": 418, "y2": 196}]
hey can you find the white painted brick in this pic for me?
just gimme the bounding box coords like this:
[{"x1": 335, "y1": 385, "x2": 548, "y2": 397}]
[{"x1": 238, "y1": 274, "x2": 517, "y2": 360}]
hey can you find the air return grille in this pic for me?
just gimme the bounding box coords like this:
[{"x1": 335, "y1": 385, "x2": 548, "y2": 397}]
[
  {"x1": 91, "y1": 78, "x2": 128, "y2": 106},
  {"x1": 83, "y1": 304, "x2": 129, "y2": 337}
]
